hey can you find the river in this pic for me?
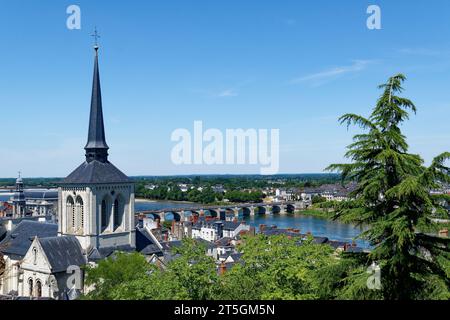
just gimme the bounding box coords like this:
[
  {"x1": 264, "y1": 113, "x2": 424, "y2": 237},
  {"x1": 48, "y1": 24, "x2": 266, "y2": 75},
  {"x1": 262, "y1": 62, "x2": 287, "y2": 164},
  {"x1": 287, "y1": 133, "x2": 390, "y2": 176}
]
[
  {"x1": 135, "y1": 200, "x2": 369, "y2": 248},
  {"x1": 0, "y1": 194, "x2": 368, "y2": 248}
]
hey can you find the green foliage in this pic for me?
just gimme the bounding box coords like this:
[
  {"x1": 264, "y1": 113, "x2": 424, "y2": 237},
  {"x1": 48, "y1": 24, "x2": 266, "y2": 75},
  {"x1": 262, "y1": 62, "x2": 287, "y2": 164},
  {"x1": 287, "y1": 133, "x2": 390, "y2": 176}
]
[
  {"x1": 217, "y1": 234, "x2": 336, "y2": 300},
  {"x1": 83, "y1": 251, "x2": 152, "y2": 300},
  {"x1": 224, "y1": 190, "x2": 264, "y2": 203},
  {"x1": 136, "y1": 183, "x2": 222, "y2": 204},
  {"x1": 312, "y1": 195, "x2": 327, "y2": 204},
  {"x1": 327, "y1": 74, "x2": 450, "y2": 300},
  {"x1": 83, "y1": 239, "x2": 218, "y2": 300},
  {"x1": 82, "y1": 235, "x2": 339, "y2": 300}
]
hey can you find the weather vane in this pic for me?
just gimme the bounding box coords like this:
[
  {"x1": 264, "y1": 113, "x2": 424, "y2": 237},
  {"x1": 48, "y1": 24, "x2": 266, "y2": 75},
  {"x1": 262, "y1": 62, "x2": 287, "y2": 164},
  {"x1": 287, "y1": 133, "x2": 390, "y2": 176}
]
[{"x1": 91, "y1": 27, "x2": 100, "y2": 48}]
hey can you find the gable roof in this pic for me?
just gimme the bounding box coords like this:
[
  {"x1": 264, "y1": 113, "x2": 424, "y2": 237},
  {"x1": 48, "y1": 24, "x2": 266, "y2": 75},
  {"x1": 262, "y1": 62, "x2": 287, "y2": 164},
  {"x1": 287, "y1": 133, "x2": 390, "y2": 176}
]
[
  {"x1": 87, "y1": 244, "x2": 135, "y2": 262},
  {"x1": 61, "y1": 160, "x2": 131, "y2": 184},
  {"x1": 0, "y1": 221, "x2": 58, "y2": 257},
  {"x1": 38, "y1": 236, "x2": 86, "y2": 273},
  {"x1": 222, "y1": 221, "x2": 242, "y2": 231}
]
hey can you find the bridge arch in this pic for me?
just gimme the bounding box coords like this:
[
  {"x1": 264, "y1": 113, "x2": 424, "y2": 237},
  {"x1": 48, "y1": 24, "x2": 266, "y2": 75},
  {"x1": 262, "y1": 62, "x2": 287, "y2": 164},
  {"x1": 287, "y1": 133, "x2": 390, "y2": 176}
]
[
  {"x1": 240, "y1": 207, "x2": 251, "y2": 217},
  {"x1": 205, "y1": 209, "x2": 219, "y2": 218},
  {"x1": 163, "y1": 211, "x2": 182, "y2": 221},
  {"x1": 286, "y1": 204, "x2": 295, "y2": 214},
  {"x1": 255, "y1": 206, "x2": 267, "y2": 215},
  {"x1": 146, "y1": 213, "x2": 161, "y2": 221},
  {"x1": 271, "y1": 205, "x2": 281, "y2": 214}
]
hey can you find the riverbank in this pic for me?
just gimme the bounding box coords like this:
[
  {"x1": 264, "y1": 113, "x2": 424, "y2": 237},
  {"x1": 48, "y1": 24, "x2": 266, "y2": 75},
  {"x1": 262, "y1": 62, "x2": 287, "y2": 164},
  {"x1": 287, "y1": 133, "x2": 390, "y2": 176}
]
[
  {"x1": 295, "y1": 209, "x2": 336, "y2": 219},
  {"x1": 135, "y1": 198, "x2": 196, "y2": 205}
]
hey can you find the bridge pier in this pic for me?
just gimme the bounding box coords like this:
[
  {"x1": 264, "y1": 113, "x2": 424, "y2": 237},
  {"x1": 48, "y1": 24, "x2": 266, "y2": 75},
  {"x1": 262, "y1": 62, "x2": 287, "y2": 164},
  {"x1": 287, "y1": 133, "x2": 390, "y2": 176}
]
[
  {"x1": 177, "y1": 210, "x2": 186, "y2": 222},
  {"x1": 249, "y1": 206, "x2": 255, "y2": 216},
  {"x1": 279, "y1": 205, "x2": 287, "y2": 215}
]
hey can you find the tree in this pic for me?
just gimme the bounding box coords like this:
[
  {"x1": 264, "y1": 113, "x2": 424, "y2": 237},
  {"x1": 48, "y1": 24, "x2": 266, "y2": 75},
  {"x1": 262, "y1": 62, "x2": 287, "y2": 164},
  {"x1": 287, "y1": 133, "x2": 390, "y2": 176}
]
[
  {"x1": 312, "y1": 195, "x2": 327, "y2": 204},
  {"x1": 83, "y1": 251, "x2": 152, "y2": 300},
  {"x1": 327, "y1": 74, "x2": 450, "y2": 300},
  {"x1": 199, "y1": 186, "x2": 216, "y2": 204},
  {"x1": 216, "y1": 234, "x2": 336, "y2": 300},
  {"x1": 83, "y1": 239, "x2": 218, "y2": 300}
]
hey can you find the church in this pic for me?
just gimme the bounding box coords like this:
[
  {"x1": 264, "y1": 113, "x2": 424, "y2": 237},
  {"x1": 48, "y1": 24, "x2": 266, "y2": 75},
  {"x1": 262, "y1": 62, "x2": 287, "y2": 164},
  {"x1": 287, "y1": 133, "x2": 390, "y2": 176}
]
[{"x1": 0, "y1": 43, "x2": 135, "y2": 299}]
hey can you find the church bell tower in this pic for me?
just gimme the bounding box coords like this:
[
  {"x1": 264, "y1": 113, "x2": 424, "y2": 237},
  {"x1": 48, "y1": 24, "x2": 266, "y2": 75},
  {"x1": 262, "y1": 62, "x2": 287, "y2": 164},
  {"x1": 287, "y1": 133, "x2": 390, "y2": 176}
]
[{"x1": 58, "y1": 40, "x2": 135, "y2": 254}]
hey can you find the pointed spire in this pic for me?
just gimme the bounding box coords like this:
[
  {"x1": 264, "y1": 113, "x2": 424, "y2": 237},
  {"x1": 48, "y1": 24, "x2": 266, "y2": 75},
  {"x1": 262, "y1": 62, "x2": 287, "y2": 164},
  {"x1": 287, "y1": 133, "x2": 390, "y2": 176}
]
[{"x1": 85, "y1": 40, "x2": 109, "y2": 163}]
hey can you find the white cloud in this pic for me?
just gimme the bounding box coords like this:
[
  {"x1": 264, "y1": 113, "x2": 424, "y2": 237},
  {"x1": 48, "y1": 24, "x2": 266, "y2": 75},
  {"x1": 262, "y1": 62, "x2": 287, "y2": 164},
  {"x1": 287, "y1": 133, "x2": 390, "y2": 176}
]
[
  {"x1": 217, "y1": 89, "x2": 238, "y2": 97},
  {"x1": 291, "y1": 60, "x2": 375, "y2": 86}
]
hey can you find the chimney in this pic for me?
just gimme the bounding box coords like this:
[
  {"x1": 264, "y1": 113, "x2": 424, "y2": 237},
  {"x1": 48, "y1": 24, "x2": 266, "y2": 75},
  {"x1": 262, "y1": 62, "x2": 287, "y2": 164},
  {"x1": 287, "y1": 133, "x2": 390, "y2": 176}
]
[
  {"x1": 171, "y1": 220, "x2": 176, "y2": 233},
  {"x1": 164, "y1": 233, "x2": 168, "y2": 241},
  {"x1": 156, "y1": 218, "x2": 161, "y2": 229},
  {"x1": 219, "y1": 262, "x2": 227, "y2": 276}
]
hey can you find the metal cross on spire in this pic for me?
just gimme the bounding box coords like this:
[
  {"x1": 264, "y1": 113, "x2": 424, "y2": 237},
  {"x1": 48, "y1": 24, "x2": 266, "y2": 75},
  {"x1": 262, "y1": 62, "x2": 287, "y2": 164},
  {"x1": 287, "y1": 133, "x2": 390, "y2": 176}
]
[
  {"x1": 91, "y1": 27, "x2": 101, "y2": 48},
  {"x1": 18, "y1": 171, "x2": 21, "y2": 178}
]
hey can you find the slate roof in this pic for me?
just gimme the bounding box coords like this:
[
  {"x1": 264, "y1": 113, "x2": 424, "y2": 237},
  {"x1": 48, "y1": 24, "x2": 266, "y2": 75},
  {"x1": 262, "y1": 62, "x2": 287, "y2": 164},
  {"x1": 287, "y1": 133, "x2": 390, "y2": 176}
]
[
  {"x1": 219, "y1": 252, "x2": 242, "y2": 262},
  {"x1": 160, "y1": 240, "x2": 182, "y2": 252},
  {"x1": 140, "y1": 244, "x2": 162, "y2": 255},
  {"x1": 61, "y1": 160, "x2": 131, "y2": 184},
  {"x1": 0, "y1": 221, "x2": 58, "y2": 257},
  {"x1": 85, "y1": 49, "x2": 109, "y2": 151},
  {"x1": 222, "y1": 221, "x2": 241, "y2": 231},
  {"x1": 136, "y1": 227, "x2": 163, "y2": 256},
  {"x1": 87, "y1": 244, "x2": 135, "y2": 262},
  {"x1": 215, "y1": 237, "x2": 233, "y2": 247},
  {"x1": 39, "y1": 236, "x2": 86, "y2": 273},
  {"x1": 194, "y1": 238, "x2": 217, "y2": 249},
  {"x1": 24, "y1": 189, "x2": 58, "y2": 200}
]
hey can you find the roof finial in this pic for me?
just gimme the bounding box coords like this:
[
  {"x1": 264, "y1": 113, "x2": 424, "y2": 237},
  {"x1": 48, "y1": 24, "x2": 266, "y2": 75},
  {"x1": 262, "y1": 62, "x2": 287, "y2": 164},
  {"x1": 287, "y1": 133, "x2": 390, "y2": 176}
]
[{"x1": 91, "y1": 27, "x2": 101, "y2": 52}]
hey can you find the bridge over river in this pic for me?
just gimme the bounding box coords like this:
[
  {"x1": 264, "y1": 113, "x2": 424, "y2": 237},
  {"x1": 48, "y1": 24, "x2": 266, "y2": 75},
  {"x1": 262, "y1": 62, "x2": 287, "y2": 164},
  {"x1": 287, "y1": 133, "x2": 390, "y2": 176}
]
[{"x1": 136, "y1": 201, "x2": 309, "y2": 222}]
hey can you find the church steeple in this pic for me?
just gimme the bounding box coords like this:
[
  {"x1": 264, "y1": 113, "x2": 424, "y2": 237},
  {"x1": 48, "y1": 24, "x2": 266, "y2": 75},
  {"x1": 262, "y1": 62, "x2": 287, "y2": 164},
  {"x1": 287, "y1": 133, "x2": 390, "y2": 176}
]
[{"x1": 84, "y1": 39, "x2": 109, "y2": 163}]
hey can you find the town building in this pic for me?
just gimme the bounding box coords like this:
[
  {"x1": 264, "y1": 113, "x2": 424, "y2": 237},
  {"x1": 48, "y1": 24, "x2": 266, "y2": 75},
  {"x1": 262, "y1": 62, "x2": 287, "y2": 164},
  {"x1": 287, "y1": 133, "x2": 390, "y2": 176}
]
[
  {"x1": 58, "y1": 44, "x2": 136, "y2": 256},
  {"x1": 1, "y1": 43, "x2": 135, "y2": 299}
]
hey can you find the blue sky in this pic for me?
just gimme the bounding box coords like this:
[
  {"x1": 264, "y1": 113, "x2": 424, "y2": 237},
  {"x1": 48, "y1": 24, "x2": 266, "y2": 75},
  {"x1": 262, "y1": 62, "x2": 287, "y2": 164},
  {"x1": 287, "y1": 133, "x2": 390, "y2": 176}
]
[{"x1": 1, "y1": 0, "x2": 450, "y2": 177}]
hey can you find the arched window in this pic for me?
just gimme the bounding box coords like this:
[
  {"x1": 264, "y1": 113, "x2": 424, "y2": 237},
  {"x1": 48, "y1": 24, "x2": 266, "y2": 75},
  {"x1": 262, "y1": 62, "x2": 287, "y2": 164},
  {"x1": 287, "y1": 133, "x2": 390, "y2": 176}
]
[
  {"x1": 113, "y1": 195, "x2": 124, "y2": 231},
  {"x1": 75, "y1": 196, "x2": 84, "y2": 232},
  {"x1": 28, "y1": 278, "x2": 33, "y2": 297},
  {"x1": 66, "y1": 196, "x2": 75, "y2": 232},
  {"x1": 101, "y1": 197, "x2": 110, "y2": 232},
  {"x1": 36, "y1": 280, "x2": 42, "y2": 298}
]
